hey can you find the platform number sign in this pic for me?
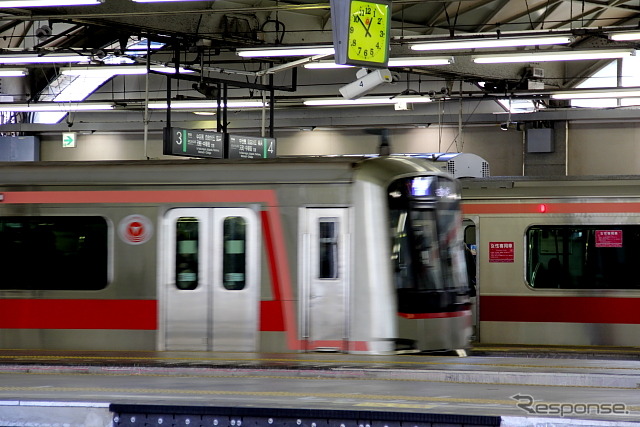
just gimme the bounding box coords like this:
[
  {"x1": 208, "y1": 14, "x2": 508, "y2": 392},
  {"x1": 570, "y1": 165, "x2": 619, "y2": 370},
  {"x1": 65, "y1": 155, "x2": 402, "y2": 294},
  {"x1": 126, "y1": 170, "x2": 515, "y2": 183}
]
[
  {"x1": 163, "y1": 127, "x2": 224, "y2": 158},
  {"x1": 163, "y1": 127, "x2": 277, "y2": 159},
  {"x1": 227, "y1": 135, "x2": 277, "y2": 159}
]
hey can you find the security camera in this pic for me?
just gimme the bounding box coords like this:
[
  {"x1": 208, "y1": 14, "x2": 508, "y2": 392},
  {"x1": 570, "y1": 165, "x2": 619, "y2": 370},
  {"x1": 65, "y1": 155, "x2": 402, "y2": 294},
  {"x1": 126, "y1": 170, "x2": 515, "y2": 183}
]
[
  {"x1": 339, "y1": 69, "x2": 393, "y2": 100},
  {"x1": 36, "y1": 25, "x2": 52, "y2": 40}
]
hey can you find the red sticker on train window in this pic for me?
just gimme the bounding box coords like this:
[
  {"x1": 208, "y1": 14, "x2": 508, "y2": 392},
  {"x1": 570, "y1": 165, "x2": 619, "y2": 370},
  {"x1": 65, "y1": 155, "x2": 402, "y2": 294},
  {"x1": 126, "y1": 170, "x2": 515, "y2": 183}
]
[
  {"x1": 595, "y1": 230, "x2": 623, "y2": 248},
  {"x1": 489, "y1": 242, "x2": 515, "y2": 263}
]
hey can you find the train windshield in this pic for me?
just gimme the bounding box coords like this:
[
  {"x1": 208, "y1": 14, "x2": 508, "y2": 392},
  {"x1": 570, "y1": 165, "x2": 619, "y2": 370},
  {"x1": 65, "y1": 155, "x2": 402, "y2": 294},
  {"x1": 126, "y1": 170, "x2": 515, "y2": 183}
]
[{"x1": 388, "y1": 176, "x2": 469, "y2": 313}]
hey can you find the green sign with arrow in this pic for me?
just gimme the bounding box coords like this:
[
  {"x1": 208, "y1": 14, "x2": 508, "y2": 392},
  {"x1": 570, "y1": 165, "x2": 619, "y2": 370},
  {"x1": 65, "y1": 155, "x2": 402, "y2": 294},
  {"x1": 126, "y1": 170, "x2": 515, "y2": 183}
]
[{"x1": 62, "y1": 132, "x2": 76, "y2": 148}]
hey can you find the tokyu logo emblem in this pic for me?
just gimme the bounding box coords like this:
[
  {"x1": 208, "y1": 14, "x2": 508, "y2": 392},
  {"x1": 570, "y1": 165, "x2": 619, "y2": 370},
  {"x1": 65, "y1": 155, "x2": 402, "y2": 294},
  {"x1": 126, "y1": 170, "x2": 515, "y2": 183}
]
[{"x1": 118, "y1": 214, "x2": 153, "y2": 245}]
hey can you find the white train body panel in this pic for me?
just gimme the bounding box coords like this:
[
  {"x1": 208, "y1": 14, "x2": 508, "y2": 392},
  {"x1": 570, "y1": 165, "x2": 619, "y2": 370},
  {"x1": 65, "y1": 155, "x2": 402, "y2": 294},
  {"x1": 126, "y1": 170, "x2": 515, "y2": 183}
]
[{"x1": 461, "y1": 176, "x2": 640, "y2": 347}]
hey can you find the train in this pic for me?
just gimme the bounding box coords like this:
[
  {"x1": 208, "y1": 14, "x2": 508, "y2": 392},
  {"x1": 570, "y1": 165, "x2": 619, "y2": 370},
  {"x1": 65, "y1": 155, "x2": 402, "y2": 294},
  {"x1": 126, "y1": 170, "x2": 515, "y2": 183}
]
[
  {"x1": 461, "y1": 175, "x2": 640, "y2": 347},
  {"x1": 0, "y1": 155, "x2": 473, "y2": 354}
]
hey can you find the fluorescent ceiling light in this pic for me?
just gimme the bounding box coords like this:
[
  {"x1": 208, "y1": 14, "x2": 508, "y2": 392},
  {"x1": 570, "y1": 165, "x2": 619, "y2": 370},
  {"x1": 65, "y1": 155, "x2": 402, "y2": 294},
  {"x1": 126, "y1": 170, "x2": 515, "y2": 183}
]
[
  {"x1": 0, "y1": 0, "x2": 100, "y2": 6},
  {"x1": 304, "y1": 96, "x2": 432, "y2": 106},
  {"x1": 411, "y1": 36, "x2": 572, "y2": 51},
  {"x1": 126, "y1": 40, "x2": 165, "y2": 51},
  {"x1": 132, "y1": 0, "x2": 208, "y2": 2},
  {"x1": 62, "y1": 66, "x2": 147, "y2": 77},
  {"x1": 0, "y1": 103, "x2": 113, "y2": 112},
  {"x1": 473, "y1": 49, "x2": 635, "y2": 64},
  {"x1": 0, "y1": 100, "x2": 265, "y2": 113},
  {"x1": 61, "y1": 65, "x2": 194, "y2": 76},
  {"x1": 0, "y1": 54, "x2": 91, "y2": 64},
  {"x1": 388, "y1": 57, "x2": 453, "y2": 67},
  {"x1": 0, "y1": 68, "x2": 27, "y2": 77},
  {"x1": 148, "y1": 100, "x2": 266, "y2": 109},
  {"x1": 551, "y1": 87, "x2": 640, "y2": 99},
  {"x1": 304, "y1": 62, "x2": 352, "y2": 69},
  {"x1": 305, "y1": 57, "x2": 453, "y2": 69},
  {"x1": 238, "y1": 46, "x2": 335, "y2": 58},
  {"x1": 151, "y1": 66, "x2": 194, "y2": 74},
  {"x1": 102, "y1": 56, "x2": 136, "y2": 65},
  {"x1": 610, "y1": 32, "x2": 640, "y2": 41}
]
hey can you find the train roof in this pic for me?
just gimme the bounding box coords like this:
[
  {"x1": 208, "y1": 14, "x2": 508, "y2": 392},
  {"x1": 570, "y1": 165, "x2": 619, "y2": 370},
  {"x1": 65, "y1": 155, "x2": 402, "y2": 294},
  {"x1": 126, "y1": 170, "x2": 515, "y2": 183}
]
[
  {"x1": 460, "y1": 175, "x2": 640, "y2": 199},
  {"x1": 0, "y1": 155, "x2": 447, "y2": 187}
]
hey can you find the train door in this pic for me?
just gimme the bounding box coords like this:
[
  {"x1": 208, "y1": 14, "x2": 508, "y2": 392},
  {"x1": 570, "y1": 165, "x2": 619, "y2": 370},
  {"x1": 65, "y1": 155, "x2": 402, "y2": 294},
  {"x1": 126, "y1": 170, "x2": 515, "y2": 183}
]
[
  {"x1": 463, "y1": 218, "x2": 479, "y2": 341},
  {"x1": 300, "y1": 208, "x2": 351, "y2": 352},
  {"x1": 161, "y1": 208, "x2": 259, "y2": 351}
]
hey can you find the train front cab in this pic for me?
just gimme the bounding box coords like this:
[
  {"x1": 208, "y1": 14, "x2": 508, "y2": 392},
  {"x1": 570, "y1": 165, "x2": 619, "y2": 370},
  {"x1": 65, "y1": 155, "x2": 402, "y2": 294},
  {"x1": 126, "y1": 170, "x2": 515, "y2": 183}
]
[{"x1": 384, "y1": 174, "x2": 473, "y2": 352}]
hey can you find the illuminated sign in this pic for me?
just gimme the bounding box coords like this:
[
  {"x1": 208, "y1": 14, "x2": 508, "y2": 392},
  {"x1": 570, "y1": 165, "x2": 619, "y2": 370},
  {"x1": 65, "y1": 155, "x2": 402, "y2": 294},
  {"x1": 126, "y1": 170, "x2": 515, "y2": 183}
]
[
  {"x1": 410, "y1": 177, "x2": 433, "y2": 197},
  {"x1": 164, "y1": 127, "x2": 224, "y2": 158},
  {"x1": 227, "y1": 134, "x2": 277, "y2": 159}
]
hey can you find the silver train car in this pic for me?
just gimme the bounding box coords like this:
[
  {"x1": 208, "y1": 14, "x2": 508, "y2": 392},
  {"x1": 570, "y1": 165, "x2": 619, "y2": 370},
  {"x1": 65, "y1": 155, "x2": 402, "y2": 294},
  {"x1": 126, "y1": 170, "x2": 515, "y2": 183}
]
[
  {"x1": 0, "y1": 156, "x2": 472, "y2": 354},
  {"x1": 461, "y1": 175, "x2": 640, "y2": 347}
]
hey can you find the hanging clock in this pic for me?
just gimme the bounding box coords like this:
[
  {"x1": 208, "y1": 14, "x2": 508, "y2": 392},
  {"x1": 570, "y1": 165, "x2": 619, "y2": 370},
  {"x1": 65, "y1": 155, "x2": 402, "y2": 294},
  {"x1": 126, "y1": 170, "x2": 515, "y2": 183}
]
[{"x1": 332, "y1": 0, "x2": 391, "y2": 68}]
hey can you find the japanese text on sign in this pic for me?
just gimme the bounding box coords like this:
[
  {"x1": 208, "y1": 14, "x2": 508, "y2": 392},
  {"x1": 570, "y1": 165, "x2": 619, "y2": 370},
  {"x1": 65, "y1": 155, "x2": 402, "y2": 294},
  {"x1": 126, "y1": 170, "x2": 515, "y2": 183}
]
[
  {"x1": 227, "y1": 134, "x2": 276, "y2": 159},
  {"x1": 489, "y1": 241, "x2": 515, "y2": 263},
  {"x1": 596, "y1": 230, "x2": 623, "y2": 248},
  {"x1": 164, "y1": 127, "x2": 224, "y2": 158}
]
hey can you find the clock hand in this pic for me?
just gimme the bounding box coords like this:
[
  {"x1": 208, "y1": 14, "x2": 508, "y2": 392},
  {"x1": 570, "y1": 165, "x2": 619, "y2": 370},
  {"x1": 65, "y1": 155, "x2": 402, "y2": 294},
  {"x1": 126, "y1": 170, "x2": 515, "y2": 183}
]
[
  {"x1": 364, "y1": 15, "x2": 374, "y2": 36},
  {"x1": 356, "y1": 15, "x2": 373, "y2": 37}
]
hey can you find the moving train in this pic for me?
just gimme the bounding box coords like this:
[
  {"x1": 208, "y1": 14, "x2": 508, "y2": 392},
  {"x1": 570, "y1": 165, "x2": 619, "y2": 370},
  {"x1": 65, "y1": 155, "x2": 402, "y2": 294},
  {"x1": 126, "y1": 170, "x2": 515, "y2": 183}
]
[
  {"x1": 461, "y1": 175, "x2": 640, "y2": 347},
  {"x1": 0, "y1": 156, "x2": 472, "y2": 354}
]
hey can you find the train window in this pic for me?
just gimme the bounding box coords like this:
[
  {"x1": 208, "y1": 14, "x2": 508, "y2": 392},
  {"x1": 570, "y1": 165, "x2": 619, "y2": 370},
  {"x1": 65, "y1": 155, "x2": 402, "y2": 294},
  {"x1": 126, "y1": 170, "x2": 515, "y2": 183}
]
[
  {"x1": 318, "y1": 218, "x2": 339, "y2": 279},
  {"x1": 527, "y1": 225, "x2": 640, "y2": 289},
  {"x1": 0, "y1": 216, "x2": 108, "y2": 290},
  {"x1": 389, "y1": 175, "x2": 469, "y2": 313},
  {"x1": 176, "y1": 217, "x2": 199, "y2": 290},
  {"x1": 223, "y1": 216, "x2": 246, "y2": 290},
  {"x1": 389, "y1": 209, "x2": 444, "y2": 291}
]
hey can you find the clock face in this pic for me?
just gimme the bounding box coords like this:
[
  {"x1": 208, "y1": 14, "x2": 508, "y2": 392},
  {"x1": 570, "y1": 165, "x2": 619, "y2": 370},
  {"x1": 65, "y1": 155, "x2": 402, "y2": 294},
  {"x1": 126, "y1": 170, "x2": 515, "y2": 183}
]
[{"x1": 346, "y1": 0, "x2": 390, "y2": 66}]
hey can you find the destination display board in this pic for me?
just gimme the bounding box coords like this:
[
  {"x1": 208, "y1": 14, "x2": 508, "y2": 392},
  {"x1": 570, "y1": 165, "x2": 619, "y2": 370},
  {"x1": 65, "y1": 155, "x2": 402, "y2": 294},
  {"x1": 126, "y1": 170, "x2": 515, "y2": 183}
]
[
  {"x1": 164, "y1": 127, "x2": 224, "y2": 158},
  {"x1": 227, "y1": 134, "x2": 277, "y2": 159}
]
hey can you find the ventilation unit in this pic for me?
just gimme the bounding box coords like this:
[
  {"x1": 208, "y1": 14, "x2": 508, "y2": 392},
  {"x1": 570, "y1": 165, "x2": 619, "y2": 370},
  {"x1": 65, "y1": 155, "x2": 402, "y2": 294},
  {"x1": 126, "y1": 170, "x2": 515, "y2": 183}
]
[{"x1": 419, "y1": 153, "x2": 490, "y2": 178}]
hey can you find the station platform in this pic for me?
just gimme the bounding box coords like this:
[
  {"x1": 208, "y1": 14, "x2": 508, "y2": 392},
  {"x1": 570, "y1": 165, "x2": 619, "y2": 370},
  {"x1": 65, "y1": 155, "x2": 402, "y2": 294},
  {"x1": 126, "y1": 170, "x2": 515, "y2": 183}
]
[{"x1": 0, "y1": 345, "x2": 639, "y2": 427}]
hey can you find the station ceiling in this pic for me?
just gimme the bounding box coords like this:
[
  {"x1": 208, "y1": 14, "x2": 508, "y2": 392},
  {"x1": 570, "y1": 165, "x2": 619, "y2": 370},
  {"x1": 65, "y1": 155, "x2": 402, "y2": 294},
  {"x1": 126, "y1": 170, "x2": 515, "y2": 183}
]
[{"x1": 1, "y1": 0, "x2": 640, "y2": 132}]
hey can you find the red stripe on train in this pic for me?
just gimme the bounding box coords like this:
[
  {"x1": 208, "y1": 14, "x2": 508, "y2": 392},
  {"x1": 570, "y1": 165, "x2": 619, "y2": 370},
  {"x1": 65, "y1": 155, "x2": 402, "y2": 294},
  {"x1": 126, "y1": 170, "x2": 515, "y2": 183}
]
[
  {"x1": 259, "y1": 210, "x2": 286, "y2": 332},
  {"x1": 399, "y1": 310, "x2": 472, "y2": 319},
  {"x1": 0, "y1": 299, "x2": 157, "y2": 330},
  {"x1": 0, "y1": 190, "x2": 276, "y2": 204},
  {"x1": 481, "y1": 296, "x2": 640, "y2": 324}
]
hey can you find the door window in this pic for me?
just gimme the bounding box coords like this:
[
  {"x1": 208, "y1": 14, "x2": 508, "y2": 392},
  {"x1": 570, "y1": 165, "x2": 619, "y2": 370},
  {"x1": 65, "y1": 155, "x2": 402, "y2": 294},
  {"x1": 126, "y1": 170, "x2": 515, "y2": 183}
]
[
  {"x1": 175, "y1": 217, "x2": 199, "y2": 290},
  {"x1": 223, "y1": 216, "x2": 247, "y2": 290},
  {"x1": 319, "y1": 218, "x2": 339, "y2": 280}
]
